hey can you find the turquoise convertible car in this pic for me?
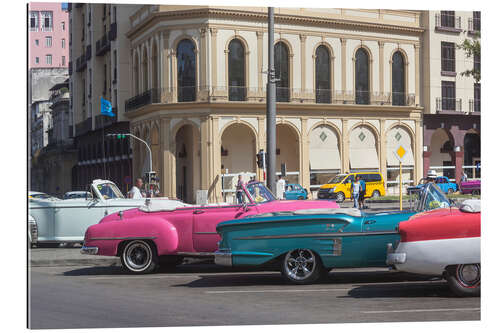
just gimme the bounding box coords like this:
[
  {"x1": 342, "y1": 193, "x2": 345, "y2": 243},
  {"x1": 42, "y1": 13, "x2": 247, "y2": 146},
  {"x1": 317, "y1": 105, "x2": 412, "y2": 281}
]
[{"x1": 215, "y1": 183, "x2": 451, "y2": 284}]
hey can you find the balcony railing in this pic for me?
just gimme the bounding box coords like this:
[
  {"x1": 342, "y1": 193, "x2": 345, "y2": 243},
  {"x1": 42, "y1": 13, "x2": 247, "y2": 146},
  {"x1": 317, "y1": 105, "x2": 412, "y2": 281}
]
[
  {"x1": 75, "y1": 54, "x2": 87, "y2": 72},
  {"x1": 436, "y1": 97, "x2": 462, "y2": 112},
  {"x1": 435, "y1": 13, "x2": 462, "y2": 32},
  {"x1": 469, "y1": 99, "x2": 481, "y2": 113},
  {"x1": 86, "y1": 45, "x2": 92, "y2": 60},
  {"x1": 124, "y1": 86, "x2": 418, "y2": 112},
  {"x1": 125, "y1": 89, "x2": 162, "y2": 112},
  {"x1": 468, "y1": 17, "x2": 481, "y2": 34},
  {"x1": 108, "y1": 23, "x2": 117, "y2": 41},
  {"x1": 96, "y1": 33, "x2": 110, "y2": 56}
]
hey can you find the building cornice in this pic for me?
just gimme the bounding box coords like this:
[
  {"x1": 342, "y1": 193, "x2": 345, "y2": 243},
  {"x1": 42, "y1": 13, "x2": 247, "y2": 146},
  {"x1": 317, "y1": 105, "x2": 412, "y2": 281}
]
[{"x1": 127, "y1": 8, "x2": 424, "y2": 40}]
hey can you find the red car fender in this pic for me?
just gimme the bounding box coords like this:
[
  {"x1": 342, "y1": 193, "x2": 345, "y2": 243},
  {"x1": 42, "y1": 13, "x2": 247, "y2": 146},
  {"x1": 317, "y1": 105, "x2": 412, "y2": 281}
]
[{"x1": 85, "y1": 217, "x2": 179, "y2": 256}]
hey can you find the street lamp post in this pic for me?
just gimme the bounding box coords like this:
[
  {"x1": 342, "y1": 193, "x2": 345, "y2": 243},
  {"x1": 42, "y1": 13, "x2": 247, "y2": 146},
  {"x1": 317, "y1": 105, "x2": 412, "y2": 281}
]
[
  {"x1": 266, "y1": 7, "x2": 277, "y2": 195},
  {"x1": 107, "y1": 133, "x2": 153, "y2": 183}
]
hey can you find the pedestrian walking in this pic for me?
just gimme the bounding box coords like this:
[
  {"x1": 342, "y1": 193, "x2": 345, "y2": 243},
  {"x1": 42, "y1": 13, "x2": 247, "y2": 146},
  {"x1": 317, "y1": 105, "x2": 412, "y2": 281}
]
[
  {"x1": 359, "y1": 177, "x2": 367, "y2": 209},
  {"x1": 128, "y1": 178, "x2": 144, "y2": 199},
  {"x1": 426, "y1": 170, "x2": 437, "y2": 184},
  {"x1": 276, "y1": 175, "x2": 286, "y2": 200},
  {"x1": 236, "y1": 174, "x2": 244, "y2": 204},
  {"x1": 351, "y1": 176, "x2": 361, "y2": 209}
]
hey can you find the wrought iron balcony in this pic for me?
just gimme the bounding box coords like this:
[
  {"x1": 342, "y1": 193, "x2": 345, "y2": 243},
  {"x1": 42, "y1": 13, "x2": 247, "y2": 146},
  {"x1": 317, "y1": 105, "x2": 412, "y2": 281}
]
[
  {"x1": 469, "y1": 99, "x2": 481, "y2": 113},
  {"x1": 125, "y1": 88, "x2": 162, "y2": 112},
  {"x1": 435, "y1": 13, "x2": 462, "y2": 32},
  {"x1": 468, "y1": 17, "x2": 481, "y2": 34},
  {"x1": 75, "y1": 54, "x2": 87, "y2": 72},
  {"x1": 436, "y1": 97, "x2": 463, "y2": 113},
  {"x1": 108, "y1": 23, "x2": 117, "y2": 41},
  {"x1": 96, "y1": 33, "x2": 110, "y2": 56}
]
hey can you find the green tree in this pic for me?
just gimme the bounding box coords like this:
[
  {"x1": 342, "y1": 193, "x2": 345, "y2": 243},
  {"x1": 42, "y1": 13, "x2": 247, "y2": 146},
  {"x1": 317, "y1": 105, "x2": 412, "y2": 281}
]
[{"x1": 456, "y1": 33, "x2": 480, "y2": 83}]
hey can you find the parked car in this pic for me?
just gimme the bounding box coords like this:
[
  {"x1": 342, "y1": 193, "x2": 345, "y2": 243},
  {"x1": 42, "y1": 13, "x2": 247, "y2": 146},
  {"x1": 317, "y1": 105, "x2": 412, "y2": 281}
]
[
  {"x1": 317, "y1": 172, "x2": 385, "y2": 202},
  {"x1": 284, "y1": 184, "x2": 308, "y2": 200},
  {"x1": 81, "y1": 181, "x2": 340, "y2": 274},
  {"x1": 29, "y1": 191, "x2": 60, "y2": 200},
  {"x1": 387, "y1": 199, "x2": 480, "y2": 297},
  {"x1": 28, "y1": 179, "x2": 167, "y2": 247},
  {"x1": 63, "y1": 191, "x2": 92, "y2": 200},
  {"x1": 214, "y1": 182, "x2": 451, "y2": 284},
  {"x1": 460, "y1": 179, "x2": 481, "y2": 195},
  {"x1": 407, "y1": 176, "x2": 457, "y2": 195}
]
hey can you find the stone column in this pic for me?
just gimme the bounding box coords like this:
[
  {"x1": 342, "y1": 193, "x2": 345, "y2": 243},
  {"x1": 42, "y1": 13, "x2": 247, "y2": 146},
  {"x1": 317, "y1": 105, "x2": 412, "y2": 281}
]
[
  {"x1": 211, "y1": 117, "x2": 222, "y2": 203},
  {"x1": 414, "y1": 43, "x2": 420, "y2": 106},
  {"x1": 160, "y1": 118, "x2": 176, "y2": 198},
  {"x1": 453, "y1": 150, "x2": 464, "y2": 181},
  {"x1": 423, "y1": 151, "x2": 431, "y2": 178},
  {"x1": 342, "y1": 118, "x2": 349, "y2": 172},
  {"x1": 299, "y1": 34, "x2": 306, "y2": 93},
  {"x1": 256, "y1": 31, "x2": 264, "y2": 94},
  {"x1": 300, "y1": 117, "x2": 310, "y2": 191},
  {"x1": 162, "y1": 31, "x2": 170, "y2": 102},
  {"x1": 378, "y1": 41, "x2": 384, "y2": 96},
  {"x1": 380, "y1": 119, "x2": 387, "y2": 191},
  {"x1": 210, "y1": 28, "x2": 218, "y2": 89},
  {"x1": 200, "y1": 116, "x2": 210, "y2": 193},
  {"x1": 200, "y1": 28, "x2": 208, "y2": 92},
  {"x1": 414, "y1": 119, "x2": 423, "y2": 184},
  {"x1": 340, "y1": 38, "x2": 347, "y2": 97}
]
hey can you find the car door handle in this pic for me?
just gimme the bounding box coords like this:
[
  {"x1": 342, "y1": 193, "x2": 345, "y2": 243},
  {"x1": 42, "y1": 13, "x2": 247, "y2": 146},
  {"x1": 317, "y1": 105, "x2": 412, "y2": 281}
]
[
  {"x1": 193, "y1": 210, "x2": 205, "y2": 215},
  {"x1": 364, "y1": 219, "x2": 376, "y2": 225}
]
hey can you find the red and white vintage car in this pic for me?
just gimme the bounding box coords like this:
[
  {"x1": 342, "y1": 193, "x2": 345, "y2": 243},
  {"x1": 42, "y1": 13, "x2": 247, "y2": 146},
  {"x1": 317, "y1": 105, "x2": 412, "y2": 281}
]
[{"x1": 387, "y1": 199, "x2": 480, "y2": 297}]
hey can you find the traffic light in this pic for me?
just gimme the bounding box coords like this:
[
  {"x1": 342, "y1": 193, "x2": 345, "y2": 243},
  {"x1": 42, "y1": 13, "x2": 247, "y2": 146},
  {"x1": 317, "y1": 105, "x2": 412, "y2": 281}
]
[{"x1": 256, "y1": 149, "x2": 263, "y2": 168}]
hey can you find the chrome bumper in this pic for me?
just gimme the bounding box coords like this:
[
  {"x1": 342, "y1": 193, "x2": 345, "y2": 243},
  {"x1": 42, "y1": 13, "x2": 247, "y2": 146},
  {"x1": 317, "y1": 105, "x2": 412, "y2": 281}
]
[
  {"x1": 81, "y1": 246, "x2": 99, "y2": 255},
  {"x1": 386, "y1": 243, "x2": 406, "y2": 265},
  {"x1": 214, "y1": 250, "x2": 232, "y2": 266}
]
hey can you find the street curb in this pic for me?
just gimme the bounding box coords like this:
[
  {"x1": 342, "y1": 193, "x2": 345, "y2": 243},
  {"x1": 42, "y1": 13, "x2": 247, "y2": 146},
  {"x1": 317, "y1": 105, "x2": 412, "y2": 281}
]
[{"x1": 30, "y1": 258, "x2": 120, "y2": 267}]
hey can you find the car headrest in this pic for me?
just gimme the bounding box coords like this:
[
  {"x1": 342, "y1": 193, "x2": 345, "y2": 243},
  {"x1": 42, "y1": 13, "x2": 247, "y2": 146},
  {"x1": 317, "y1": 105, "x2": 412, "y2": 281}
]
[{"x1": 459, "y1": 199, "x2": 481, "y2": 213}]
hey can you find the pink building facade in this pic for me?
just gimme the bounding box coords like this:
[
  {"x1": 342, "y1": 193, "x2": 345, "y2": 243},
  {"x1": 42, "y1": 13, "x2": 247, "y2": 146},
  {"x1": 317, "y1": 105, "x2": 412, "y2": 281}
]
[{"x1": 28, "y1": 2, "x2": 69, "y2": 69}]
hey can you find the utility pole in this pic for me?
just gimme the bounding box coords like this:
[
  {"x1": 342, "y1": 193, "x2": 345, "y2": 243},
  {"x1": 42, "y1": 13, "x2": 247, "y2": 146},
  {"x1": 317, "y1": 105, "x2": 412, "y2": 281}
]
[{"x1": 266, "y1": 7, "x2": 277, "y2": 195}]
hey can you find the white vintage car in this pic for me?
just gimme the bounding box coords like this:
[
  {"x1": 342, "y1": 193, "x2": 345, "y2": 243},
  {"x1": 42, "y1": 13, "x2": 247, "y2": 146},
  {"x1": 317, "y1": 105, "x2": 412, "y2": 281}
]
[{"x1": 28, "y1": 179, "x2": 171, "y2": 247}]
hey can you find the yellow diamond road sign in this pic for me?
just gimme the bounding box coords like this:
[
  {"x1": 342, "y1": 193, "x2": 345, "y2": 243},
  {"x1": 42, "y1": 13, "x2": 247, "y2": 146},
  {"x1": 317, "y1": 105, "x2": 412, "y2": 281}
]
[{"x1": 394, "y1": 145, "x2": 407, "y2": 163}]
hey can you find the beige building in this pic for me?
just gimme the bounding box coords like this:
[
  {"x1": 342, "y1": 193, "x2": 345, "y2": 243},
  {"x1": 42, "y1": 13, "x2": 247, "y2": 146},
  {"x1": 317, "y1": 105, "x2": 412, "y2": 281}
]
[
  {"x1": 420, "y1": 11, "x2": 480, "y2": 181},
  {"x1": 121, "y1": 6, "x2": 424, "y2": 203}
]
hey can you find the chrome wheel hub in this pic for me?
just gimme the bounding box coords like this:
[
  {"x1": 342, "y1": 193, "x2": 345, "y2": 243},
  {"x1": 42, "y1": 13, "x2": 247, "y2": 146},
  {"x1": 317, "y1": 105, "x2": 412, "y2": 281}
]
[
  {"x1": 457, "y1": 264, "x2": 480, "y2": 287},
  {"x1": 285, "y1": 249, "x2": 316, "y2": 281},
  {"x1": 125, "y1": 241, "x2": 152, "y2": 271}
]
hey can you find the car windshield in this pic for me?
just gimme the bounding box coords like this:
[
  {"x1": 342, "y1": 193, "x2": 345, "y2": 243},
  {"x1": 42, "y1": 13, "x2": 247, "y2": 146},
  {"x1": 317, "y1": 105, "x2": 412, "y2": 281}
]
[
  {"x1": 328, "y1": 175, "x2": 346, "y2": 184},
  {"x1": 246, "y1": 182, "x2": 276, "y2": 203},
  {"x1": 96, "y1": 183, "x2": 124, "y2": 200},
  {"x1": 415, "y1": 183, "x2": 451, "y2": 211}
]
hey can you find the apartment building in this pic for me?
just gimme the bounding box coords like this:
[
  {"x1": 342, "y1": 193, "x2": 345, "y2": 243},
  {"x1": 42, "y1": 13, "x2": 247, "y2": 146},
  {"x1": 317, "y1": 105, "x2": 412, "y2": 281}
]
[
  {"x1": 121, "y1": 6, "x2": 424, "y2": 202},
  {"x1": 421, "y1": 10, "x2": 481, "y2": 180},
  {"x1": 69, "y1": 3, "x2": 140, "y2": 192}
]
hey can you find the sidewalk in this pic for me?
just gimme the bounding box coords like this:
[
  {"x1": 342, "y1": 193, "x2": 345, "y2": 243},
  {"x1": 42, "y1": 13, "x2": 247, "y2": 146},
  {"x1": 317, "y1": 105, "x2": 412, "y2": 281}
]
[{"x1": 29, "y1": 246, "x2": 120, "y2": 267}]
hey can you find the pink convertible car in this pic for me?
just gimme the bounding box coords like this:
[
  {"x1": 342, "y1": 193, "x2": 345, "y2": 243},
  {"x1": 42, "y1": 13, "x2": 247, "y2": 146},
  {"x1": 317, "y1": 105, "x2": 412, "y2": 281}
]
[{"x1": 82, "y1": 181, "x2": 339, "y2": 273}]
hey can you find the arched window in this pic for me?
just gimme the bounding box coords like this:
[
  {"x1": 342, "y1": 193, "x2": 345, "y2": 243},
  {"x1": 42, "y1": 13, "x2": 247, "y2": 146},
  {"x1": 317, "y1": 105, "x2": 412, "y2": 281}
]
[
  {"x1": 177, "y1": 39, "x2": 196, "y2": 102},
  {"x1": 228, "y1": 39, "x2": 246, "y2": 101},
  {"x1": 355, "y1": 48, "x2": 369, "y2": 105},
  {"x1": 315, "y1": 45, "x2": 331, "y2": 103},
  {"x1": 274, "y1": 42, "x2": 289, "y2": 102},
  {"x1": 392, "y1": 51, "x2": 405, "y2": 106}
]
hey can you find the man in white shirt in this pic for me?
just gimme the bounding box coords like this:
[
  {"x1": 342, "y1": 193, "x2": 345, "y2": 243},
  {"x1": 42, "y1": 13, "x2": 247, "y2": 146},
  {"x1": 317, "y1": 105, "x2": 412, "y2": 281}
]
[
  {"x1": 276, "y1": 175, "x2": 286, "y2": 200},
  {"x1": 128, "y1": 178, "x2": 144, "y2": 199}
]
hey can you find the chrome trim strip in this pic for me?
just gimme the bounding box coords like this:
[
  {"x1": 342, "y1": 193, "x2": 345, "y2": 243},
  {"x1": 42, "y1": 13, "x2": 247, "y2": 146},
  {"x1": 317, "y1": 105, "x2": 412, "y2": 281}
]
[
  {"x1": 234, "y1": 230, "x2": 399, "y2": 240},
  {"x1": 214, "y1": 250, "x2": 232, "y2": 266},
  {"x1": 89, "y1": 236, "x2": 157, "y2": 241},
  {"x1": 177, "y1": 252, "x2": 215, "y2": 257},
  {"x1": 193, "y1": 232, "x2": 218, "y2": 235},
  {"x1": 81, "y1": 246, "x2": 99, "y2": 255}
]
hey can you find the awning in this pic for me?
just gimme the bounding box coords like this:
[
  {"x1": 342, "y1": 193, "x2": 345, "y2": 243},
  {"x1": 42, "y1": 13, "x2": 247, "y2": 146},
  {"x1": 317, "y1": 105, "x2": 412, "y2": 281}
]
[
  {"x1": 310, "y1": 148, "x2": 341, "y2": 170},
  {"x1": 349, "y1": 147, "x2": 379, "y2": 169},
  {"x1": 386, "y1": 146, "x2": 415, "y2": 166}
]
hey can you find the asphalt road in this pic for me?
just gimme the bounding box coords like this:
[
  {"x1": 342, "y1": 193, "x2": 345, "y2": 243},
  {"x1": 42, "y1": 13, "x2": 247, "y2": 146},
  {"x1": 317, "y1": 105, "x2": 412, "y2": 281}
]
[{"x1": 29, "y1": 263, "x2": 480, "y2": 329}]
